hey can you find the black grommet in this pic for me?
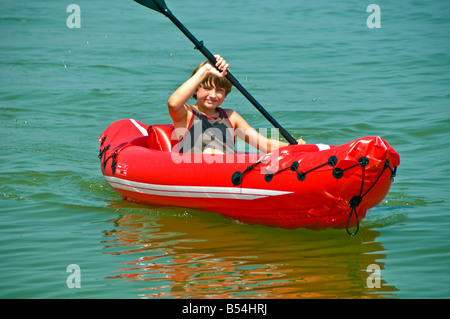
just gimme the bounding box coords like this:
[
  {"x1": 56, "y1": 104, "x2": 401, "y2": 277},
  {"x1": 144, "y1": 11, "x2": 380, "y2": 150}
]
[
  {"x1": 328, "y1": 156, "x2": 338, "y2": 167},
  {"x1": 297, "y1": 172, "x2": 306, "y2": 181},
  {"x1": 358, "y1": 157, "x2": 369, "y2": 167},
  {"x1": 290, "y1": 161, "x2": 299, "y2": 171},
  {"x1": 231, "y1": 171, "x2": 242, "y2": 186},
  {"x1": 265, "y1": 173, "x2": 273, "y2": 182},
  {"x1": 332, "y1": 167, "x2": 343, "y2": 179},
  {"x1": 349, "y1": 195, "x2": 362, "y2": 208}
]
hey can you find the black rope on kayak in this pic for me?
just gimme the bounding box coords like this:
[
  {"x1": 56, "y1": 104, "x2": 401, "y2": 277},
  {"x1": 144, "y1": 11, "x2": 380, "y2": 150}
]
[
  {"x1": 98, "y1": 135, "x2": 111, "y2": 170},
  {"x1": 232, "y1": 156, "x2": 339, "y2": 185},
  {"x1": 264, "y1": 156, "x2": 344, "y2": 183},
  {"x1": 111, "y1": 151, "x2": 118, "y2": 175},
  {"x1": 346, "y1": 159, "x2": 366, "y2": 236},
  {"x1": 99, "y1": 143, "x2": 134, "y2": 175},
  {"x1": 98, "y1": 135, "x2": 109, "y2": 160},
  {"x1": 345, "y1": 158, "x2": 396, "y2": 236},
  {"x1": 246, "y1": 154, "x2": 396, "y2": 236},
  {"x1": 99, "y1": 148, "x2": 118, "y2": 174},
  {"x1": 99, "y1": 135, "x2": 107, "y2": 146},
  {"x1": 231, "y1": 160, "x2": 265, "y2": 186},
  {"x1": 347, "y1": 200, "x2": 361, "y2": 236},
  {"x1": 100, "y1": 144, "x2": 110, "y2": 170}
]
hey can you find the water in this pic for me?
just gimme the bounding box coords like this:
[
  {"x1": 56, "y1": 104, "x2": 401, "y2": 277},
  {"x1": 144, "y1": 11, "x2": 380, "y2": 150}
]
[{"x1": 1, "y1": 0, "x2": 449, "y2": 299}]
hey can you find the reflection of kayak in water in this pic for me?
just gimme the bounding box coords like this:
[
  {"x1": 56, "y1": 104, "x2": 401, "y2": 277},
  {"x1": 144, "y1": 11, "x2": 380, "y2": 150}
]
[{"x1": 98, "y1": 119, "x2": 400, "y2": 234}]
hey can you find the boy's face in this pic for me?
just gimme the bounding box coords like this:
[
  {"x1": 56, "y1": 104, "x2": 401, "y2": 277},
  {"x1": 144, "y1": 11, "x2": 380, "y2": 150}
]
[{"x1": 196, "y1": 85, "x2": 227, "y2": 110}]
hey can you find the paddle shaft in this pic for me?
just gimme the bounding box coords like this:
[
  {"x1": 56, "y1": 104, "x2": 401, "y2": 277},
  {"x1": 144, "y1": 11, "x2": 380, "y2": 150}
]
[{"x1": 157, "y1": 7, "x2": 298, "y2": 145}]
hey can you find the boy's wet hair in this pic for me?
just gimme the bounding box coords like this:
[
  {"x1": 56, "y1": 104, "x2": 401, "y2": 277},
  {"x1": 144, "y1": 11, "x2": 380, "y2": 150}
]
[{"x1": 191, "y1": 61, "x2": 232, "y2": 99}]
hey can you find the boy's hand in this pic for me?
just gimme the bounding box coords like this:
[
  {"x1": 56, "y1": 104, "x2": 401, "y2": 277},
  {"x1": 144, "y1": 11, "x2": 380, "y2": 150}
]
[{"x1": 204, "y1": 54, "x2": 229, "y2": 78}]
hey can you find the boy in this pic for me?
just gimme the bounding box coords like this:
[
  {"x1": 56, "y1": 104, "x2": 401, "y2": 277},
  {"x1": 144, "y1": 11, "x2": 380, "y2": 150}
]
[{"x1": 168, "y1": 55, "x2": 305, "y2": 154}]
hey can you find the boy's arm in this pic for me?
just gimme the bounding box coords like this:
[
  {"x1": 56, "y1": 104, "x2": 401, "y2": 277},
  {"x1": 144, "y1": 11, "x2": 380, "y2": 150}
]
[
  {"x1": 168, "y1": 67, "x2": 208, "y2": 125},
  {"x1": 230, "y1": 110, "x2": 305, "y2": 153}
]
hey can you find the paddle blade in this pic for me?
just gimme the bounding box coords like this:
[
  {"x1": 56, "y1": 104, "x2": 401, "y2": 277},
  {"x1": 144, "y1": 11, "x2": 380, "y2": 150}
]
[{"x1": 134, "y1": 0, "x2": 168, "y2": 13}]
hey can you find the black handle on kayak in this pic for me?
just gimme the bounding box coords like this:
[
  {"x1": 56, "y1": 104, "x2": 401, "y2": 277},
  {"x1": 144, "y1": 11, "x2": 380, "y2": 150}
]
[{"x1": 134, "y1": 0, "x2": 298, "y2": 145}]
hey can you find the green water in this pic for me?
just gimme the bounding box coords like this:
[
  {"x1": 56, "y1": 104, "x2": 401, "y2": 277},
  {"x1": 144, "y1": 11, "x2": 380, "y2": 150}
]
[{"x1": 1, "y1": 0, "x2": 449, "y2": 299}]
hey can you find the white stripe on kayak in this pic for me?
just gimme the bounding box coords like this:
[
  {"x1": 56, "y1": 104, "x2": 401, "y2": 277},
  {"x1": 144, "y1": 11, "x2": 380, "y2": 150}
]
[
  {"x1": 104, "y1": 176, "x2": 292, "y2": 200},
  {"x1": 130, "y1": 119, "x2": 148, "y2": 136},
  {"x1": 316, "y1": 143, "x2": 330, "y2": 151}
]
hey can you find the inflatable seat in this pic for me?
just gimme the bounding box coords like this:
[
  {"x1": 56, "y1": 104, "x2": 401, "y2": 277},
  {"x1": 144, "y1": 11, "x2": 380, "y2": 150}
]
[{"x1": 148, "y1": 124, "x2": 175, "y2": 152}]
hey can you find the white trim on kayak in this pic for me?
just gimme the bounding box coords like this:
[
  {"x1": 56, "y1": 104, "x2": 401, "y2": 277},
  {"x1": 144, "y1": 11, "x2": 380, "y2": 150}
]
[
  {"x1": 104, "y1": 176, "x2": 292, "y2": 200},
  {"x1": 130, "y1": 119, "x2": 148, "y2": 136},
  {"x1": 316, "y1": 143, "x2": 330, "y2": 151}
]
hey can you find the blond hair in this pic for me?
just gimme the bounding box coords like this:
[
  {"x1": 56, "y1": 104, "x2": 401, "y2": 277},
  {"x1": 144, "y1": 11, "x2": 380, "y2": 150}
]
[{"x1": 191, "y1": 61, "x2": 232, "y2": 99}]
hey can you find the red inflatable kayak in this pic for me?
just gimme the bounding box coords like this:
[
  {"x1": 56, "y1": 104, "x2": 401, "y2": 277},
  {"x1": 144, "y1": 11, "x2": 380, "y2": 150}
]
[{"x1": 98, "y1": 119, "x2": 400, "y2": 234}]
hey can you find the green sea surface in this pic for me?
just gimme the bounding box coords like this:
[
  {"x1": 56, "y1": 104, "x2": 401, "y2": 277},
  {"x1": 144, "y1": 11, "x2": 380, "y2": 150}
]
[{"x1": 1, "y1": 0, "x2": 449, "y2": 298}]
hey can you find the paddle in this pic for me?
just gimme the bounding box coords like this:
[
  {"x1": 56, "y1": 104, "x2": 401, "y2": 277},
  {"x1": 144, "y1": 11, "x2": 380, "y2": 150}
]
[{"x1": 134, "y1": 0, "x2": 298, "y2": 145}]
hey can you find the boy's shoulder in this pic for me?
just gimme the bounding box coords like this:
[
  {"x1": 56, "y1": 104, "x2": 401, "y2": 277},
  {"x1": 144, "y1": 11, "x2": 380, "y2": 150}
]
[{"x1": 221, "y1": 108, "x2": 236, "y2": 116}]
